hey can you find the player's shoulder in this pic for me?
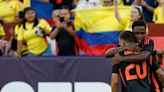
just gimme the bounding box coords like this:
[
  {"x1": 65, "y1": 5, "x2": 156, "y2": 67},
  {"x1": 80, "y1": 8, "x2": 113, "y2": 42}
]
[{"x1": 144, "y1": 38, "x2": 154, "y2": 45}]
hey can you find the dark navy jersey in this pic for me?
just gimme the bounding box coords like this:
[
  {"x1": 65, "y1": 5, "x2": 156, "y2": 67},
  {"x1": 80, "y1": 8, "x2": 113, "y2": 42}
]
[
  {"x1": 149, "y1": 51, "x2": 163, "y2": 92},
  {"x1": 112, "y1": 51, "x2": 151, "y2": 92},
  {"x1": 143, "y1": 38, "x2": 162, "y2": 92}
]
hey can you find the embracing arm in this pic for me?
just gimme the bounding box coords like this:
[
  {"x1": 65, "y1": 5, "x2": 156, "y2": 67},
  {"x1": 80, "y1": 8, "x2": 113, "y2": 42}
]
[
  {"x1": 112, "y1": 51, "x2": 151, "y2": 65},
  {"x1": 105, "y1": 47, "x2": 127, "y2": 58}
]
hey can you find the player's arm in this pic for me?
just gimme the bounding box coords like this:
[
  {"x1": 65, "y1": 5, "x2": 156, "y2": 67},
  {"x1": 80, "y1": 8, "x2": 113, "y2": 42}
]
[
  {"x1": 105, "y1": 47, "x2": 127, "y2": 58},
  {"x1": 111, "y1": 73, "x2": 119, "y2": 92},
  {"x1": 153, "y1": 55, "x2": 164, "y2": 86},
  {"x1": 151, "y1": 55, "x2": 164, "y2": 86},
  {"x1": 112, "y1": 51, "x2": 150, "y2": 65},
  {"x1": 156, "y1": 68, "x2": 164, "y2": 86},
  {"x1": 105, "y1": 43, "x2": 140, "y2": 58},
  {"x1": 112, "y1": 40, "x2": 154, "y2": 64},
  {"x1": 111, "y1": 64, "x2": 119, "y2": 92}
]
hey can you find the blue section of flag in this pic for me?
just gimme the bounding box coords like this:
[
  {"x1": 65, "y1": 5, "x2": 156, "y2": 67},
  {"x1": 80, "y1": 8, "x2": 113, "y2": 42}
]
[
  {"x1": 76, "y1": 29, "x2": 121, "y2": 46},
  {"x1": 31, "y1": 0, "x2": 53, "y2": 19}
]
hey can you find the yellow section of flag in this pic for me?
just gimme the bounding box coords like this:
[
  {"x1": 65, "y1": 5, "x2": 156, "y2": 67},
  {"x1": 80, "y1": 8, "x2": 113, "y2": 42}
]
[{"x1": 73, "y1": 6, "x2": 132, "y2": 33}]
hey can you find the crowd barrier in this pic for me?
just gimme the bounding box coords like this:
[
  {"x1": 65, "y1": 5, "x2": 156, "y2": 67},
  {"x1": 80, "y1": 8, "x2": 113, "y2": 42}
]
[{"x1": 0, "y1": 57, "x2": 115, "y2": 92}]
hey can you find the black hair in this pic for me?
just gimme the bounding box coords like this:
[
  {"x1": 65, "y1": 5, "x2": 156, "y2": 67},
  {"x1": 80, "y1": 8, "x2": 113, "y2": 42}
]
[
  {"x1": 22, "y1": 7, "x2": 39, "y2": 30},
  {"x1": 59, "y1": 5, "x2": 71, "y2": 13},
  {"x1": 60, "y1": 5, "x2": 70, "y2": 10},
  {"x1": 132, "y1": 20, "x2": 146, "y2": 30},
  {"x1": 133, "y1": 6, "x2": 144, "y2": 21},
  {"x1": 0, "y1": 19, "x2": 3, "y2": 25},
  {"x1": 119, "y1": 31, "x2": 136, "y2": 43}
]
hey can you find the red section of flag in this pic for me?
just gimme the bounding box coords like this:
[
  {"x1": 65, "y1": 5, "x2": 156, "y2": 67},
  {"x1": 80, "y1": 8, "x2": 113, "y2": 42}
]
[{"x1": 75, "y1": 35, "x2": 117, "y2": 56}]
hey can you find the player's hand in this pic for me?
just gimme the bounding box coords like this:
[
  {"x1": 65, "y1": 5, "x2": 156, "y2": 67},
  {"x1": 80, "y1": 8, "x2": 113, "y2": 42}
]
[
  {"x1": 112, "y1": 53, "x2": 122, "y2": 65},
  {"x1": 126, "y1": 43, "x2": 141, "y2": 52}
]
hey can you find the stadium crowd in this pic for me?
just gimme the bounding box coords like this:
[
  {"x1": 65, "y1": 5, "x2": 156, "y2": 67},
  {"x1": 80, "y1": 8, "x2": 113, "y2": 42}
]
[{"x1": 0, "y1": 0, "x2": 163, "y2": 57}]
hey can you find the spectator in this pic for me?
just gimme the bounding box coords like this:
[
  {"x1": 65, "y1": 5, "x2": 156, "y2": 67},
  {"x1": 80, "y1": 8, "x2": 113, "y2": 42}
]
[
  {"x1": 102, "y1": 0, "x2": 124, "y2": 6},
  {"x1": 52, "y1": 9, "x2": 60, "y2": 26},
  {"x1": 39, "y1": 0, "x2": 74, "y2": 9},
  {"x1": 8, "y1": 12, "x2": 28, "y2": 57},
  {"x1": 135, "y1": 0, "x2": 164, "y2": 23},
  {"x1": 114, "y1": 0, "x2": 144, "y2": 31},
  {"x1": 0, "y1": 0, "x2": 23, "y2": 23},
  {"x1": 0, "y1": 40, "x2": 6, "y2": 49},
  {"x1": 19, "y1": 0, "x2": 31, "y2": 8},
  {"x1": 153, "y1": 0, "x2": 164, "y2": 23},
  {"x1": 50, "y1": 6, "x2": 78, "y2": 56},
  {"x1": 76, "y1": 0, "x2": 101, "y2": 8},
  {"x1": 17, "y1": 7, "x2": 52, "y2": 57},
  {"x1": 102, "y1": 0, "x2": 113, "y2": 6},
  {"x1": 0, "y1": 20, "x2": 5, "y2": 39},
  {"x1": 125, "y1": 0, "x2": 158, "y2": 22}
]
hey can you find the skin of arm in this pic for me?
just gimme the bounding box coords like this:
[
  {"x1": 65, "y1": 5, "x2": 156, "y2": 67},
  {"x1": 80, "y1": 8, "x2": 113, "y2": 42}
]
[
  {"x1": 114, "y1": 0, "x2": 121, "y2": 22},
  {"x1": 49, "y1": 27, "x2": 60, "y2": 39},
  {"x1": 105, "y1": 47, "x2": 127, "y2": 58},
  {"x1": 105, "y1": 43, "x2": 141, "y2": 58},
  {"x1": 156, "y1": 68, "x2": 164, "y2": 86},
  {"x1": 112, "y1": 51, "x2": 151, "y2": 65},
  {"x1": 161, "y1": 0, "x2": 164, "y2": 19},
  {"x1": 64, "y1": 27, "x2": 76, "y2": 36},
  {"x1": 16, "y1": 40, "x2": 23, "y2": 58},
  {"x1": 111, "y1": 73, "x2": 119, "y2": 92},
  {"x1": 140, "y1": 0, "x2": 154, "y2": 13}
]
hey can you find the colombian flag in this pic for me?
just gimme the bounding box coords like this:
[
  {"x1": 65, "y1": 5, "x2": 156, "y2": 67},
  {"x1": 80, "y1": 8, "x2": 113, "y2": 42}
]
[{"x1": 73, "y1": 6, "x2": 131, "y2": 55}]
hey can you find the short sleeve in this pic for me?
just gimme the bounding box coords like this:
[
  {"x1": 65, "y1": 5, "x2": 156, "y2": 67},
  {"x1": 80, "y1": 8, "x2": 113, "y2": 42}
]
[
  {"x1": 112, "y1": 64, "x2": 119, "y2": 74},
  {"x1": 39, "y1": 19, "x2": 52, "y2": 33},
  {"x1": 119, "y1": 16, "x2": 129, "y2": 26},
  {"x1": 142, "y1": 39, "x2": 154, "y2": 54},
  {"x1": 154, "y1": 7, "x2": 158, "y2": 15},
  {"x1": 17, "y1": 28, "x2": 24, "y2": 41}
]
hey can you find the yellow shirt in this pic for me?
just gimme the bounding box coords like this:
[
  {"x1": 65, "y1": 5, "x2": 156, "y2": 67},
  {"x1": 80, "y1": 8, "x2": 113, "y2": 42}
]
[
  {"x1": 0, "y1": 0, "x2": 23, "y2": 22},
  {"x1": 15, "y1": 25, "x2": 28, "y2": 55},
  {"x1": 120, "y1": 16, "x2": 132, "y2": 31},
  {"x1": 0, "y1": 24, "x2": 5, "y2": 36},
  {"x1": 154, "y1": 6, "x2": 164, "y2": 23},
  {"x1": 17, "y1": 19, "x2": 52, "y2": 55},
  {"x1": 22, "y1": 0, "x2": 31, "y2": 8}
]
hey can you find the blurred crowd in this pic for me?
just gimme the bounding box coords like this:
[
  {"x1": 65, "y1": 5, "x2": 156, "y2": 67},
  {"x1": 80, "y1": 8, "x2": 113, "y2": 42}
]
[{"x1": 0, "y1": 0, "x2": 163, "y2": 57}]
